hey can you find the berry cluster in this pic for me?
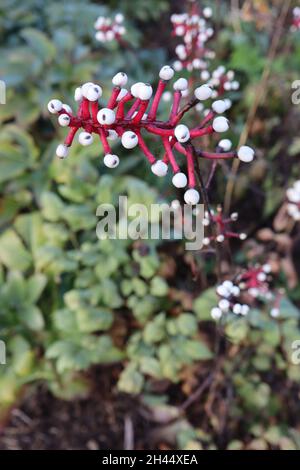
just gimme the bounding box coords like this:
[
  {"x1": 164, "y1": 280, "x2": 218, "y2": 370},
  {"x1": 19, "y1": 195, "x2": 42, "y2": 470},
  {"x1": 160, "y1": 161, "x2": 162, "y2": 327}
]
[
  {"x1": 211, "y1": 280, "x2": 249, "y2": 320},
  {"x1": 47, "y1": 66, "x2": 255, "y2": 205},
  {"x1": 286, "y1": 180, "x2": 300, "y2": 221},
  {"x1": 211, "y1": 264, "x2": 281, "y2": 321},
  {"x1": 170, "y1": 3, "x2": 239, "y2": 110},
  {"x1": 171, "y1": 5, "x2": 214, "y2": 72},
  {"x1": 291, "y1": 7, "x2": 300, "y2": 32},
  {"x1": 94, "y1": 13, "x2": 125, "y2": 43},
  {"x1": 202, "y1": 206, "x2": 247, "y2": 246}
]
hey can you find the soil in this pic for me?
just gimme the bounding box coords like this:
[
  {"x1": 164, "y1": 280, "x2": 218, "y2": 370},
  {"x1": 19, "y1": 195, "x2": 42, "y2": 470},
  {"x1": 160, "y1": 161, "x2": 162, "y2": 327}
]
[{"x1": 0, "y1": 366, "x2": 151, "y2": 450}]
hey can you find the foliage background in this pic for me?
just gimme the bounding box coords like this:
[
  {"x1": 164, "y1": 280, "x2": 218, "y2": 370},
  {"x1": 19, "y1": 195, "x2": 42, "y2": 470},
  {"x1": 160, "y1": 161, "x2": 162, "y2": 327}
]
[{"x1": 0, "y1": 0, "x2": 300, "y2": 450}]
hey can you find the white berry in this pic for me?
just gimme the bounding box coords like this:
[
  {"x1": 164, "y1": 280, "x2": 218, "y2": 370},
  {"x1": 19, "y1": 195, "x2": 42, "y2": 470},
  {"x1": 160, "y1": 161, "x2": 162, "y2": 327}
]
[
  {"x1": 159, "y1": 65, "x2": 175, "y2": 81},
  {"x1": 74, "y1": 87, "x2": 83, "y2": 102},
  {"x1": 97, "y1": 108, "x2": 116, "y2": 125},
  {"x1": 173, "y1": 78, "x2": 188, "y2": 91},
  {"x1": 104, "y1": 154, "x2": 120, "y2": 168},
  {"x1": 212, "y1": 100, "x2": 227, "y2": 114},
  {"x1": 48, "y1": 99, "x2": 62, "y2": 114},
  {"x1": 213, "y1": 116, "x2": 229, "y2": 133},
  {"x1": 172, "y1": 172, "x2": 187, "y2": 188},
  {"x1": 237, "y1": 146, "x2": 255, "y2": 163},
  {"x1": 218, "y1": 139, "x2": 232, "y2": 151},
  {"x1": 58, "y1": 114, "x2": 70, "y2": 127},
  {"x1": 151, "y1": 160, "x2": 168, "y2": 177},
  {"x1": 78, "y1": 132, "x2": 93, "y2": 146},
  {"x1": 56, "y1": 144, "x2": 69, "y2": 159},
  {"x1": 174, "y1": 124, "x2": 190, "y2": 143},
  {"x1": 194, "y1": 85, "x2": 213, "y2": 101},
  {"x1": 131, "y1": 82, "x2": 144, "y2": 98},
  {"x1": 85, "y1": 84, "x2": 102, "y2": 101},
  {"x1": 138, "y1": 83, "x2": 153, "y2": 100},
  {"x1": 211, "y1": 307, "x2": 222, "y2": 320},
  {"x1": 184, "y1": 189, "x2": 200, "y2": 205},
  {"x1": 112, "y1": 72, "x2": 128, "y2": 87},
  {"x1": 121, "y1": 131, "x2": 138, "y2": 149}
]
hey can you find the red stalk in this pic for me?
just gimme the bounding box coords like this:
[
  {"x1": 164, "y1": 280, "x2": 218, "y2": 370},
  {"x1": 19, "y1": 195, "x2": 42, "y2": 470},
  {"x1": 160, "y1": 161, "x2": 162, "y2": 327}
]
[
  {"x1": 148, "y1": 80, "x2": 166, "y2": 121},
  {"x1": 98, "y1": 128, "x2": 112, "y2": 155},
  {"x1": 169, "y1": 91, "x2": 182, "y2": 124},
  {"x1": 126, "y1": 99, "x2": 141, "y2": 119},
  {"x1": 107, "y1": 87, "x2": 121, "y2": 109},
  {"x1": 136, "y1": 131, "x2": 156, "y2": 164},
  {"x1": 132, "y1": 100, "x2": 149, "y2": 124},
  {"x1": 64, "y1": 127, "x2": 78, "y2": 146},
  {"x1": 163, "y1": 137, "x2": 180, "y2": 173}
]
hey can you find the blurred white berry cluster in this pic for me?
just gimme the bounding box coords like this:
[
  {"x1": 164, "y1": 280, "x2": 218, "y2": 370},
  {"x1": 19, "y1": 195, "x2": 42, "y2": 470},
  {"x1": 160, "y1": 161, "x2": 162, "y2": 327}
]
[
  {"x1": 202, "y1": 206, "x2": 247, "y2": 246},
  {"x1": 168, "y1": 3, "x2": 240, "y2": 110},
  {"x1": 94, "y1": 13, "x2": 125, "y2": 43},
  {"x1": 286, "y1": 181, "x2": 300, "y2": 221},
  {"x1": 211, "y1": 264, "x2": 282, "y2": 321},
  {"x1": 291, "y1": 7, "x2": 300, "y2": 32},
  {"x1": 171, "y1": 5, "x2": 214, "y2": 73},
  {"x1": 211, "y1": 280, "x2": 249, "y2": 320}
]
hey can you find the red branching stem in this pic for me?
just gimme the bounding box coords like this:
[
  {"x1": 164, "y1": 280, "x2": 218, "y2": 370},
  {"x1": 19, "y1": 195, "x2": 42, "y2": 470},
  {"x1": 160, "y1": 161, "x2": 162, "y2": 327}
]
[
  {"x1": 91, "y1": 101, "x2": 99, "y2": 123},
  {"x1": 148, "y1": 80, "x2": 166, "y2": 121},
  {"x1": 169, "y1": 91, "x2": 182, "y2": 124},
  {"x1": 79, "y1": 98, "x2": 90, "y2": 120},
  {"x1": 132, "y1": 100, "x2": 149, "y2": 124},
  {"x1": 198, "y1": 111, "x2": 215, "y2": 128},
  {"x1": 136, "y1": 131, "x2": 156, "y2": 164},
  {"x1": 190, "y1": 126, "x2": 214, "y2": 138},
  {"x1": 199, "y1": 151, "x2": 236, "y2": 160},
  {"x1": 65, "y1": 127, "x2": 78, "y2": 146},
  {"x1": 116, "y1": 93, "x2": 134, "y2": 120},
  {"x1": 98, "y1": 128, "x2": 112, "y2": 155},
  {"x1": 163, "y1": 137, "x2": 180, "y2": 173},
  {"x1": 107, "y1": 87, "x2": 121, "y2": 109},
  {"x1": 145, "y1": 125, "x2": 174, "y2": 137},
  {"x1": 185, "y1": 147, "x2": 196, "y2": 188},
  {"x1": 126, "y1": 99, "x2": 141, "y2": 120},
  {"x1": 225, "y1": 232, "x2": 241, "y2": 239}
]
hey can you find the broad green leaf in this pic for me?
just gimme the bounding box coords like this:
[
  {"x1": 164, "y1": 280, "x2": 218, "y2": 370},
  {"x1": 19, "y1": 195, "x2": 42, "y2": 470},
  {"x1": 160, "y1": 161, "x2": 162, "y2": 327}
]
[{"x1": 0, "y1": 229, "x2": 32, "y2": 270}]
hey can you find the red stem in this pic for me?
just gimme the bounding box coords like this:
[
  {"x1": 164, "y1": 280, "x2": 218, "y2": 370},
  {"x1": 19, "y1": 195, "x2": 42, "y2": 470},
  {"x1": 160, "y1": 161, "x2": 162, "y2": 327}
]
[{"x1": 148, "y1": 80, "x2": 166, "y2": 121}]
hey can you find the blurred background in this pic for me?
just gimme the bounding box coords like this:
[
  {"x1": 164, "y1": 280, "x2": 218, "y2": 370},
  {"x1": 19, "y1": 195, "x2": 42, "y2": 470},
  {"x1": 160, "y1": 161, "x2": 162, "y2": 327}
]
[{"x1": 0, "y1": 0, "x2": 300, "y2": 450}]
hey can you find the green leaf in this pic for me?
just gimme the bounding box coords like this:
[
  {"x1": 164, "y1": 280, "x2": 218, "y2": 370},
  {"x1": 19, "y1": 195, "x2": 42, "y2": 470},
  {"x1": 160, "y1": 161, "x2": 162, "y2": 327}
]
[
  {"x1": 182, "y1": 340, "x2": 213, "y2": 361},
  {"x1": 0, "y1": 229, "x2": 32, "y2": 270},
  {"x1": 176, "y1": 313, "x2": 198, "y2": 336},
  {"x1": 140, "y1": 357, "x2": 162, "y2": 379},
  {"x1": 20, "y1": 28, "x2": 56, "y2": 62},
  {"x1": 150, "y1": 276, "x2": 168, "y2": 297},
  {"x1": 76, "y1": 307, "x2": 113, "y2": 333},
  {"x1": 118, "y1": 364, "x2": 144, "y2": 394},
  {"x1": 193, "y1": 288, "x2": 218, "y2": 321},
  {"x1": 22, "y1": 305, "x2": 44, "y2": 331},
  {"x1": 40, "y1": 192, "x2": 65, "y2": 222},
  {"x1": 26, "y1": 273, "x2": 47, "y2": 303},
  {"x1": 226, "y1": 318, "x2": 249, "y2": 343}
]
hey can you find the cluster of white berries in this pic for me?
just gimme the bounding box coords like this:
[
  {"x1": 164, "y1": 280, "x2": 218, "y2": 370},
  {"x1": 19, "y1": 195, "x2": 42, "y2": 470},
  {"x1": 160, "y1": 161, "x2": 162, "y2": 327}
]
[
  {"x1": 211, "y1": 263, "x2": 280, "y2": 321},
  {"x1": 286, "y1": 181, "x2": 300, "y2": 221},
  {"x1": 202, "y1": 209, "x2": 247, "y2": 246},
  {"x1": 94, "y1": 13, "x2": 125, "y2": 43},
  {"x1": 171, "y1": 7, "x2": 214, "y2": 72},
  {"x1": 211, "y1": 280, "x2": 249, "y2": 320},
  {"x1": 205, "y1": 66, "x2": 239, "y2": 97},
  {"x1": 48, "y1": 64, "x2": 255, "y2": 206}
]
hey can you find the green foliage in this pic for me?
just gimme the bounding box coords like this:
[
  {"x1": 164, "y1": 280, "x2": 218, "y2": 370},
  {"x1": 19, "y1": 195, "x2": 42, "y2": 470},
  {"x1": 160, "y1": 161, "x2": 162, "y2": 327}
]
[{"x1": 1, "y1": 0, "x2": 300, "y2": 451}]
